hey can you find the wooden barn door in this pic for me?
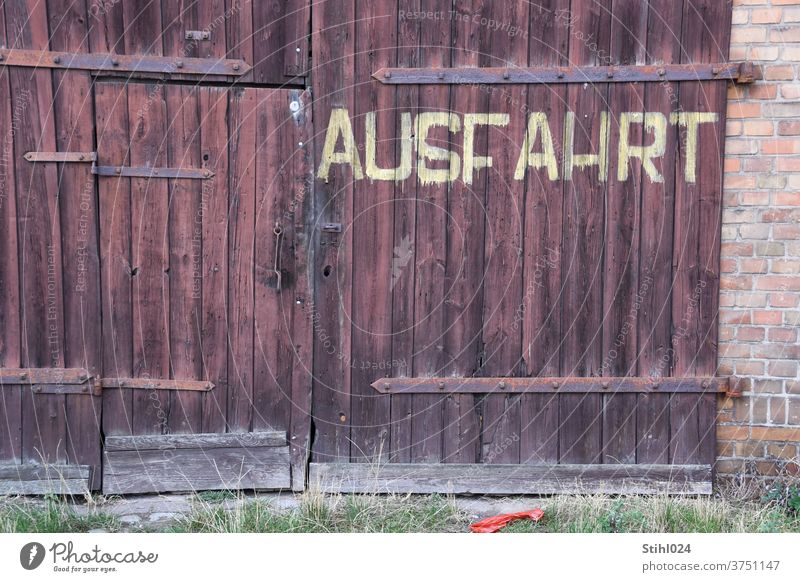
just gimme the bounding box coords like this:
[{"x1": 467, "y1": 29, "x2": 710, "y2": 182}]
[
  {"x1": 308, "y1": 0, "x2": 740, "y2": 494},
  {"x1": 0, "y1": 4, "x2": 102, "y2": 494},
  {"x1": 95, "y1": 83, "x2": 313, "y2": 494}
]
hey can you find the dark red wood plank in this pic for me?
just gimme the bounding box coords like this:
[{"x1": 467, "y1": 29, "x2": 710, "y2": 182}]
[
  {"x1": 600, "y1": 0, "x2": 648, "y2": 465},
  {"x1": 96, "y1": 82, "x2": 134, "y2": 437},
  {"x1": 6, "y1": 0, "x2": 69, "y2": 465},
  {"x1": 122, "y1": 0, "x2": 163, "y2": 55},
  {"x1": 558, "y1": 1, "x2": 612, "y2": 463},
  {"x1": 310, "y1": 0, "x2": 355, "y2": 462},
  {"x1": 478, "y1": 0, "x2": 530, "y2": 464},
  {"x1": 0, "y1": 4, "x2": 23, "y2": 462},
  {"x1": 409, "y1": 0, "x2": 452, "y2": 463},
  {"x1": 637, "y1": 0, "x2": 684, "y2": 464},
  {"x1": 199, "y1": 87, "x2": 230, "y2": 434},
  {"x1": 389, "y1": 0, "x2": 420, "y2": 463},
  {"x1": 349, "y1": 0, "x2": 396, "y2": 462},
  {"x1": 127, "y1": 82, "x2": 170, "y2": 435},
  {"x1": 670, "y1": 0, "x2": 730, "y2": 465},
  {"x1": 227, "y1": 87, "x2": 258, "y2": 433},
  {"x1": 440, "y1": 0, "x2": 491, "y2": 464},
  {"x1": 47, "y1": 0, "x2": 103, "y2": 486},
  {"x1": 518, "y1": 0, "x2": 569, "y2": 466},
  {"x1": 288, "y1": 89, "x2": 314, "y2": 489},
  {"x1": 253, "y1": 89, "x2": 293, "y2": 434},
  {"x1": 166, "y1": 85, "x2": 204, "y2": 434}
]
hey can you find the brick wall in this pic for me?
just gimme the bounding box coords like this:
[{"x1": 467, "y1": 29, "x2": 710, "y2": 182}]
[{"x1": 717, "y1": 0, "x2": 800, "y2": 480}]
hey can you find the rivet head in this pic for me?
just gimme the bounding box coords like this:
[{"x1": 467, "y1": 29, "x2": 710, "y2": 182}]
[
  {"x1": 296, "y1": 47, "x2": 301, "y2": 53},
  {"x1": 702, "y1": 380, "x2": 710, "y2": 389},
  {"x1": 232, "y1": 63, "x2": 240, "y2": 71},
  {"x1": 658, "y1": 68, "x2": 666, "y2": 76},
  {"x1": 383, "y1": 382, "x2": 391, "y2": 392},
  {"x1": 602, "y1": 382, "x2": 609, "y2": 389},
  {"x1": 384, "y1": 71, "x2": 391, "y2": 79},
  {"x1": 551, "y1": 381, "x2": 559, "y2": 389},
  {"x1": 557, "y1": 71, "x2": 564, "y2": 78},
  {"x1": 289, "y1": 101, "x2": 300, "y2": 113},
  {"x1": 438, "y1": 72, "x2": 445, "y2": 79},
  {"x1": 339, "y1": 413, "x2": 346, "y2": 423},
  {"x1": 652, "y1": 382, "x2": 660, "y2": 390},
  {"x1": 111, "y1": 59, "x2": 119, "y2": 66},
  {"x1": 438, "y1": 381, "x2": 445, "y2": 390},
  {"x1": 498, "y1": 381, "x2": 506, "y2": 389},
  {"x1": 176, "y1": 61, "x2": 184, "y2": 69},
  {"x1": 53, "y1": 56, "x2": 61, "y2": 64},
  {"x1": 503, "y1": 71, "x2": 510, "y2": 80}
]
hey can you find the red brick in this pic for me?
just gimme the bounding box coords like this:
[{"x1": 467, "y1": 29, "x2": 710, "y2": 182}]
[{"x1": 778, "y1": 120, "x2": 800, "y2": 135}]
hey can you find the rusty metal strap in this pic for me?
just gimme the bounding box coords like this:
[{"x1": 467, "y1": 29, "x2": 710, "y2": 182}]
[
  {"x1": 92, "y1": 165, "x2": 214, "y2": 180},
  {"x1": 25, "y1": 151, "x2": 97, "y2": 163},
  {"x1": 373, "y1": 62, "x2": 761, "y2": 85},
  {"x1": 102, "y1": 378, "x2": 214, "y2": 392},
  {"x1": 372, "y1": 376, "x2": 736, "y2": 395},
  {"x1": 0, "y1": 369, "x2": 213, "y2": 394},
  {"x1": 0, "y1": 48, "x2": 250, "y2": 76}
]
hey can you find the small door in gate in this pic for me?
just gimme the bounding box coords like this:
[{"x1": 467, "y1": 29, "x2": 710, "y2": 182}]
[{"x1": 95, "y1": 83, "x2": 313, "y2": 494}]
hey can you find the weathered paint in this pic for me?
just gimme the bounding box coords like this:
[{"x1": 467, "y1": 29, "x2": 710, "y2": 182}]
[{"x1": 316, "y1": 107, "x2": 719, "y2": 184}]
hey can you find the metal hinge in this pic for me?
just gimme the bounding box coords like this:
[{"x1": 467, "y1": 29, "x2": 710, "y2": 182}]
[
  {"x1": 0, "y1": 48, "x2": 249, "y2": 76},
  {"x1": 24, "y1": 153, "x2": 213, "y2": 180},
  {"x1": 0, "y1": 368, "x2": 214, "y2": 394}
]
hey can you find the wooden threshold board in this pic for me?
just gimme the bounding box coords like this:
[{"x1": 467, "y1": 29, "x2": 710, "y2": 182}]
[
  {"x1": 103, "y1": 432, "x2": 291, "y2": 494},
  {"x1": 0, "y1": 464, "x2": 91, "y2": 495},
  {"x1": 309, "y1": 463, "x2": 713, "y2": 495}
]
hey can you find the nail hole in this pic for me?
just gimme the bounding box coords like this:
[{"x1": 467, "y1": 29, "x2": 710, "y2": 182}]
[
  {"x1": 323, "y1": 265, "x2": 332, "y2": 277},
  {"x1": 203, "y1": 153, "x2": 210, "y2": 161}
]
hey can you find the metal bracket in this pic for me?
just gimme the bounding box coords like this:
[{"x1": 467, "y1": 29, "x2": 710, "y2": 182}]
[
  {"x1": 24, "y1": 151, "x2": 97, "y2": 163},
  {"x1": 92, "y1": 165, "x2": 214, "y2": 180},
  {"x1": 321, "y1": 223, "x2": 342, "y2": 233},
  {"x1": 185, "y1": 30, "x2": 211, "y2": 41},
  {"x1": 373, "y1": 62, "x2": 762, "y2": 85},
  {"x1": 0, "y1": 48, "x2": 249, "y2": 77}
]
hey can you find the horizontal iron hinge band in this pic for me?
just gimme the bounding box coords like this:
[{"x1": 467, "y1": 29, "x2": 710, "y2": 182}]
[
  {"x1": 0, "y1": 369, "x2": 214, "y2": 394},
  {"x1": 101, "y1": 378, "x2": 214, "y2": 391},
  {"x1": 0, "y1": 48, "x2": 250, "y2": 76},
  {"x1": 92, "y1": 165, "x2": 214, "y2": 179},
  {"x1": 373, "y1": 62, "x2": 761, "y2": 85},
  {"x1": 372, "y1": 376, "x2": 736, "y2": 396}
]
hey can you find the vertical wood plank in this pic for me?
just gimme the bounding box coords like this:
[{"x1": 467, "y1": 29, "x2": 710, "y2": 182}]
[
  {"x1": 519, "y1": 0, "x2": 570, "y2": 465},
  {"x1": 440, "y1": 0, "x2": 490, "y2": 464},
  {"x1": 0, "y1": 4, "x2": 22, "y2": 462},
  {"x1": 87, "y1": 0, "x2": 125, "y2": 54},
  {"x1": 637, "y1": 0, "x2": 684, "y2": 464},
  {"x1": 199, "y1": 87, "x2": 230, "y2": 434},
  {"x1": 288, "y1": 88, "x2": 314, "y2": 489},
  {"x1": 284, "y1": 0, "x2": 310, "y2": 77},
  {"x1": 128, "y1": 82, "x2": 170, "y2": 435},
  {"x1": 253, "y1": 89, "x2": 293, "y2": 434},
  {"x1": 48, "y1": 0, "x2": 103, "y2": 486},
  {"x1": 389, "y1": 0, "x2": 420, "y2": 463},
  {"x1": 479, "y1": 0, "x2": 530, "y2": 464},
  {"x1": 670, "y1": 0, "x2": 730, "y2": 465},
  {"x1": 559, "y1": 1, "x2": 611, "y2": 464},
  {"x1": 166, "y1": 85, "x2": 204, "y2": 434},
  {"x1": 227, "y1": 87, "x2": 257, "y2": 433},
  {"x1": 310, "y1": 0, "x2": 355, "y2": 462},
  {"x1": 122, "y1": 0, "x2": 163, "y2": 55},
  {"x1": 96, "y1": 82, "x2": 134, "y2": 437},
  {"x1": 409, "y1": 0, "x2": 452, "y2": 463},
  {"x1": 6, "y1": 0, "x2": 69, "y2": 465},
  {"x1": 601, "y1": 0, "x2": 648, "y2": 465},
  {"x1": 349, "y1": 0, "x2": 396, "y2": 462}
]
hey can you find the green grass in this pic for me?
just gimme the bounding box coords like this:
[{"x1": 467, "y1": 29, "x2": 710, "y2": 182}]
[
  {"x1": 172, "y1": 493, "x2": 466, "y2": 533},
  {"x1": 3, "y1": 492, "x2": 800, "y2": 533},
  {"x1": 0, "y1": 495, "x2": 120, "y2": 533}
]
